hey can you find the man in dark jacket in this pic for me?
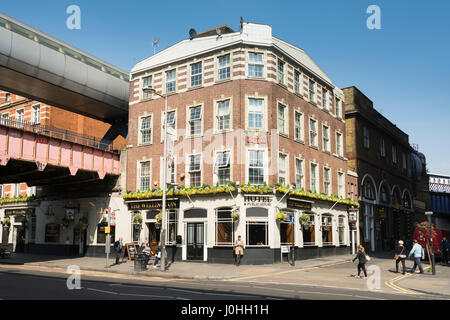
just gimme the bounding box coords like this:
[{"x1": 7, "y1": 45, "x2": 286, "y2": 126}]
[
  {"x1": 113, "y1": 237, "x2": 123, "y2": 265},
  {"x1": 440, "y1": 237, "x2": 449, "y2": 265}
]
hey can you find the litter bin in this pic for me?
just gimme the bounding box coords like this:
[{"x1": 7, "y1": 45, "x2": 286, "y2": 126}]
[{"x1": 134, "y1": 255, "x2": 147, "y2": 272}]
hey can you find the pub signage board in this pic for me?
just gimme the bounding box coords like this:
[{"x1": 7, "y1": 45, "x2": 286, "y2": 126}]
[
  {"x1": 127, "y1": 199, "x2": 180, "y2": 210},
  {"x1": 287, "y1": 199, "x2": 312, "y2": 210},
  {"x1": 244, "y1": 195, "x2": 272, "y2": 207},
  {"x1": 5, "y1": 208, "x2": 34, "y2": 216}
]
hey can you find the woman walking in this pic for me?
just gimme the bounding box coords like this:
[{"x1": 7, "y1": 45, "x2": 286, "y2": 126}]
[
  {"x1": 352, "y1": 245, "x2": 368, "y2": 279},
  {"x1": 395, "y1": 240, "x2": 407, "y2": 274}
]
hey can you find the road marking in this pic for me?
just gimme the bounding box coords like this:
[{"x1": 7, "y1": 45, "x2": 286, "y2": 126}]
[
  {"x1": 86, "y1": 287, "x2": 118, "y2": 295},
  {"x1": 226, "y1": 260, "x2": 352, "y2": 282},
  {"x1": 176, "y1": 297, "x2": 191, "y2": 300},
  {"x1": 384, "y1": 268, "x2": 432, "y2": 295},
  {"x1": 168, "y1": 288, "x2": 203, "y2": 295}
]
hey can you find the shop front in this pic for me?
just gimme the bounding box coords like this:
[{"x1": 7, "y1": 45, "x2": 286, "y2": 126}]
[
  {"x1": 1, "y1": 207, "x2": 37, "y2": 253},
  {"x1": 126, "y1": 198, "x2": 181, "y2": 261}
]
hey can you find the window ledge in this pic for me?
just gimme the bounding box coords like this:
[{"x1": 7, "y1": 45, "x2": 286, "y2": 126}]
[
  {"x1": 216, "y1": 78, "x2": 232, "y2": 85},
  {"x1": 187, "y1": 85, "x2": 203, "y2": 92},
  {"x1": 246, "y1": 76, "x2": 266, "y2": 81},
  {"x1": 137, "y1": 143, "x2": 153, "y2": 147},
  {"x1": 294, "y1": 139, "x2": 305, "y2": 145},
  {"x1": 185, "y1": 135, "x2": 204, "y2": 139},
  {"x1": 279, "y1": 132, "x2": 289, "y2": 138},
  {"x1": 323, "y1": 150, "x2": 331, "y2": 155},
  {"x1": 309, "y1": 145, "x2": 319, "y2": 150}
]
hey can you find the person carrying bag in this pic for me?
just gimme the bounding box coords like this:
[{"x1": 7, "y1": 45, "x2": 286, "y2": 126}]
[{"x1": 395, "y1": 240, "x2": 407, "y2": 274}]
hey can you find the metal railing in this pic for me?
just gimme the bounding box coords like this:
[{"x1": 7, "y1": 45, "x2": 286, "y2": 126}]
[{"x1": 0, "y1": 118, "x2": 115, "y2": 152}]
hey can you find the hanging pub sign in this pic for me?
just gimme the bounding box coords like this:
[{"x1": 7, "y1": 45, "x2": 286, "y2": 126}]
[
  {"x1": 287, "y1": 198, "x2": 312, "y2": 210},
  {"x1": 5, "y1": 208, "x2": 34, "y2": 216},
  {"x1": 348, "y1": 207, "x2": 358, "y2": 222},
  {"x1": 127, "y1": 199, "x2": 180, "y2": 210}
]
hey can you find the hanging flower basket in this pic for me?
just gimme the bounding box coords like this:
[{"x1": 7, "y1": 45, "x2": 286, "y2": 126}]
[
  {"x1": 300, "y1": 213, "x2": 310, "y2": 226},
  {"x1": 155, "y1": 212, "x2": 162, "y2": 224},
  {"x1": 231, "y1": 208, "x2": 240, "y2": 221},
  {"x1": 276, "y1": 211, "x2": 287, "y2": 221},
  {"x1": 1, "y1": 217, "x2": 11, "y2": 228},
  {"x1": 132, "y1": 213, "x2": 143, "y2": 227}
]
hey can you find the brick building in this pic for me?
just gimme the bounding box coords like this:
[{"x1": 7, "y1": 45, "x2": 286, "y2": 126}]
[
  {"x1": 343, "y1": 86, "x2": 420, "y2": 252},
  {"x1": 124, "y1": 22, "x2": 359, "y2": 264},
  {"x1": 0, "y1": 90, "x2": 127, "y2": 198}
]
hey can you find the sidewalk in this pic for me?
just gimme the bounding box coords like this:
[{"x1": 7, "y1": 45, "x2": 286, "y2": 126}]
[
  {"x1": 397, "y1": 263, "x2": 450, "y2": 297},
  {"x1": 0, "y1": 253, "x2": 352, "y2": 280}
]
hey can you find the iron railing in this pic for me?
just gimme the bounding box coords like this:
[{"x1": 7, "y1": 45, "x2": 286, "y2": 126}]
[{"x1": 0, "y1": 118, "x2": 115, "y2": 152}]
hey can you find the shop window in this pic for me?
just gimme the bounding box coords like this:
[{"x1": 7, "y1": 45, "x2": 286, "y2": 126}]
[
  {"x1": 215, "y1": 208, "x2": 234, "y2": 246},
  {"x1": 280, "y1": 211, "x2": 294, "y2": 245},
  {"x1": 302, "y1": 213, "x2": 315, "y2": 246},
  {"x1": 166, "y1": 209, "x2": 177, "y2": 244},
  {"x1": 131, "y1": 222, "x2": 140, "y2": 243},
  {"x1": 246, "y1": 221, "x2": 268, "y2": 246},
  {"x1": 97, "y1": 223, "x2": 115, "y2": 244},
  {"x1": 338, "y1": 216, "x2": 345, "y2": 245},
  {"x1": 322, "y1": 215, "x2": 333, "y2": 246}
]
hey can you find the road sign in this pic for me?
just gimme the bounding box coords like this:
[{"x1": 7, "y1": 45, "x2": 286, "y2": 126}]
[{"x1": 104, "y1": 226, "x2": 110, "y2": 234}]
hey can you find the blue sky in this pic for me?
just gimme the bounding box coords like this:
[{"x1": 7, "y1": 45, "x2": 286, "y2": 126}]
[{"x1": 2, "y1": 0, "x2": 449, "y2": 174}]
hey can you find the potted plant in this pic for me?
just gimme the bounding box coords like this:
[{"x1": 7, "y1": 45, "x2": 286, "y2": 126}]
[{"x1": 132, "y1": 213, "x2": 143, "y2": 227}]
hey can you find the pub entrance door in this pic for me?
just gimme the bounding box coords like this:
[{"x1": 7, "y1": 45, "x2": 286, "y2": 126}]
[
  {"x1": 13, "y1": 225, "x2": 25, "y2": 253},
  {"x1": 187, "y1": 222, "x2": 204, "y2": 260},
  {"x1": 147, "y1": 223, "x2": 161, "y2": 256}
]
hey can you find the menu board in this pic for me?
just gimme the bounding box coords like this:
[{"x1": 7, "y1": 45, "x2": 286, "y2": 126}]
[
  {"x1": 121, "y1": 243, "x2": 138, "y2": 261},
  {"x1": 45, "y1": 223, "x2": 60, "y2": 243}
]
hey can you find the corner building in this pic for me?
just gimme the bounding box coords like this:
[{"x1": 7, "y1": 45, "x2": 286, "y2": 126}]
[{"x1": 126, "y1": 23, "x2": 359, "y2": 264}]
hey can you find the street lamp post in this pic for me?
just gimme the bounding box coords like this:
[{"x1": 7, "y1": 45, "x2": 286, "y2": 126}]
[
  {"x1": 143, "y1": 86, "x2": 168, "y2": 272},
  {"x1": 425, "y1": 211, "x2": 436, "y2": 275}
]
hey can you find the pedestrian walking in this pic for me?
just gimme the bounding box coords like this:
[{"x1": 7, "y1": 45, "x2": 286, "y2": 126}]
[
  {"x1": 394, "y1": 240, "x2": 407, "y2": 274},
  {"x1": 113, "y1": 237, "x2": 123, "y2": 265},
  {"x1": 141, "y1": 243, "x2": 151, "y2": 266},
  {"x1": 408, "y1": 239, "x2": 425, "y2": 274},
  {"x1": 440, "y1": 237, "x2": 449, "y2": 265},
  {"x1": 153, "y1": 241, "x2": 161, "y2": 269},
  {"x1": 352, "y1": 245, "x2": 368, "y2": 279},
  {"x1": 234, "y1": 235, "x2": 244, "y2": 266}
]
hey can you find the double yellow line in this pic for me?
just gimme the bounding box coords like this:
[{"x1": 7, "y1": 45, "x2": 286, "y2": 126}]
[{"x1": 385, "y1": 267, "x2": 431, "y2": 295}]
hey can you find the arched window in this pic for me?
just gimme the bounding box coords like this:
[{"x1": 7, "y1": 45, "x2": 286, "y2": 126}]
[
  {"x1": 380, "y1": 184, "x2": 390, "y2": 203},
  {"x1": 403, "y1": 193, "x2": 411, "y2": 209},
  {"x1": 393, "y1": 189, "x2": 401, "y2": 206},
  {"x1": 363, "y1": 181, "x2": 375, "y2": 200}
]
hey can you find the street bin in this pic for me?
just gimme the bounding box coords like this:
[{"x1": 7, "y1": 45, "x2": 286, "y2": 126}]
[{"x1": 134, "y1": 255, "x2": 147, "y2": 272}]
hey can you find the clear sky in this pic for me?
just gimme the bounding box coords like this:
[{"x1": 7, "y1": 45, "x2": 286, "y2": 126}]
[{"x1": 2, "y1": 0, "x2": 449, "y2": 174}]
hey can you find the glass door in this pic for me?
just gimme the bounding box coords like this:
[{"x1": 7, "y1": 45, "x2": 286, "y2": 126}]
[{"x1": 187, "y1": 223, "x2": 204, "y2": 260}]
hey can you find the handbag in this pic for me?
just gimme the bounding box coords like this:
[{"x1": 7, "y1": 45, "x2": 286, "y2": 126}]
[
  {"x1": 157, "y1": 252, "x2": 161, "y2": 258},
  {"x1": 365, "y1": 254, "x2": 371, "y2": 261}
]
